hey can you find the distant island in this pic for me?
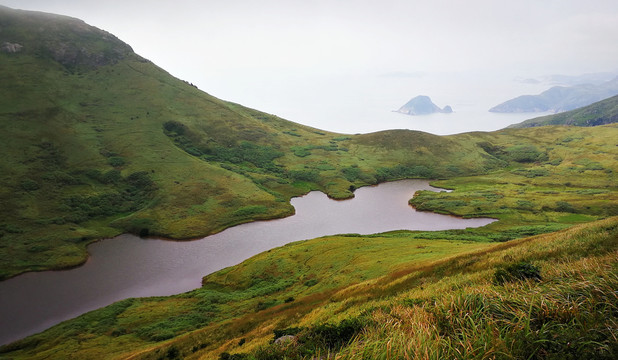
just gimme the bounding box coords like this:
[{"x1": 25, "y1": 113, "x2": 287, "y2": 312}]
[
  {"x1": 395, "y1": 95, "x2": 453, "y2": 115},
  {"x1": 490, "y1": 77, "x2": 618, "y2": 113}
]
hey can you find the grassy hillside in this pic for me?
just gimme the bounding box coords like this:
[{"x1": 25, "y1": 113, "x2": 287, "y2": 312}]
[
  {"x1": 2, "y1": 216, "x2": 615, "y2": 359},
  {"x1": 508, "y1": 94, "x2": 618, "y2": 128},
  {"x1": 2, "y1": 120, "x2": 616, "y2": 358},
  {"x1": 0, "y1": 6, "x2": 499, "y2": 279},
  {"x1": 8, "y1": 4, "x2": 615, "y2": 280},
  {"x1": 0, "y1": 6, "x2": 617, "y2": 359}
]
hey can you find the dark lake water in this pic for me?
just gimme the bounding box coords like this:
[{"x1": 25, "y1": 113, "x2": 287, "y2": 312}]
[{"x1": 0, "y1": 180, "x2": 494, "y2": 345}]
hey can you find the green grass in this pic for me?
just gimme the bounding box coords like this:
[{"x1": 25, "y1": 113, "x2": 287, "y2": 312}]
[
  {"x1": 7, "y1": 7, "x2": 615, "y2": 278},
  {"x1": 1, "y1": 7, "x2": 618, "y2": 359},
  {"x1": 3, "y1": 217, "x2": 615, "y2": 359},
  {"x1": 231, "y1": 217, "x2": 617, "y2": 360},
  {"x1": 0, "y1": 234, "x2": 493, "y2": 359},
  {"x1": 333, "y1": 218, "x2": 618, "y2": 360},
  {"x1": 2, "y1": 21, "x2": 615, "y2": 279}
]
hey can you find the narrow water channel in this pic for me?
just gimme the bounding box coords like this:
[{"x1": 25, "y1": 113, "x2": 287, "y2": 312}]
[{"x1": 0, "y1": 180, "x2": 494, "y2": 345}]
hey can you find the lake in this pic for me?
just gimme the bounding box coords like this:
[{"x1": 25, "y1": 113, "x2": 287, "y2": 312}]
[{"x1": 0, "y1": 180, "x2": 494, "y2": 345}]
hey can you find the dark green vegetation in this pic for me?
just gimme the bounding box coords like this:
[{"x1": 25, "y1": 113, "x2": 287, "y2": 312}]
[
  {"x1": 0, "y1": 6, "x2": 617, "y2": 359},
  {"x1": 492, "y1": 261, "x2": 541, "y2": 285},
  {"x1": 509, "y1": 94, "x2": 618, "y2": 128}
]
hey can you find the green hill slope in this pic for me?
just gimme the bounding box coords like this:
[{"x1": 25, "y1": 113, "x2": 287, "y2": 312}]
[
  {"x1": 2, "y1": 217, "x2": 615, "y2": 359},
  {"x1": 0, "y1": 4, "x2": 616, "y2": 279},
  {"x1": 0, "y1": 6, "x2": 501, "y2": 279},
  {"x1": 0, "y1": 6, "x2": 617, "y2": 358},
  {"x1": 508, "y1": 94, "x2": 618, "y2": 128}
]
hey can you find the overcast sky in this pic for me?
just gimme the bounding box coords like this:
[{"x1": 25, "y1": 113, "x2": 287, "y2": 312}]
[{"x1": 2, "y1": 0, "x2": 618, "y2": 133}]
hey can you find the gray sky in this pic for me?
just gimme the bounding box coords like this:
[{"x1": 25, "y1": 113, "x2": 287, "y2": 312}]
[{"x1": 2, "y1": 0, "x2": 618, "y2": 133}]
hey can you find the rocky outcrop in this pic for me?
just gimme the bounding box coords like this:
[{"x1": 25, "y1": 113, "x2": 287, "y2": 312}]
[
  {"x1": 274, "y1": 335, "x2": 297, "y2": 345},
  {"x1": 1, "y1": 42, "x2": 23, "y2": 53},
  {"x1": 0, "y1": 5, "x2": 136, "y2": 71},
  {"x1": 395, "y1": 95, "x2": 453, "y2": 115}
]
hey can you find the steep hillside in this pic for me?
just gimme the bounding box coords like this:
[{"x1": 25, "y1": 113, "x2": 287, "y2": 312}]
[
  {"x1": 0, "y1": 6, "x2": 501, "y2": 279},
  {"x1": 508, "y1": 95, "x2": 618, "y2": 128}
]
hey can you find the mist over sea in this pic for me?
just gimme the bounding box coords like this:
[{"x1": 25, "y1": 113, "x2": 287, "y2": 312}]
[{"x1": 203, "y1": 70, "x2": 554, "y2": 135}]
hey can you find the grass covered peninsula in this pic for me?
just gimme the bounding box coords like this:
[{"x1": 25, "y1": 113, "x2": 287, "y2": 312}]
[{"x1": 0, "y1": 5, "x2": 617, "y2": 359}]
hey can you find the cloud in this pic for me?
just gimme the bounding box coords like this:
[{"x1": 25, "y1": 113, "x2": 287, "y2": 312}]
[
  {"x1": 1, "y1": 0, "x2": 617, "y2": 134},
  {"x1": 2, "y1": 0, "x2": 617, "y2": 78}
]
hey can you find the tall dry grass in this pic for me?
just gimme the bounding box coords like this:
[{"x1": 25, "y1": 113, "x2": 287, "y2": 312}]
[{"x1": 336, "y1": 218, "x2": 618, "y2": 360}]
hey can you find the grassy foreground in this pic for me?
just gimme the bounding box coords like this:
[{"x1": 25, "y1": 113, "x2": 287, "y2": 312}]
[{"x1": 2, "y1": 217, "x2": 615, "y2": 359}]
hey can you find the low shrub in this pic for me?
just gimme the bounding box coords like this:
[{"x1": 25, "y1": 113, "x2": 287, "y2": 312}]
[
  {"x1": 255, "y1": 299, "x2": 278, "y2": 312},
  {"x1": 108, "y1": 156, "x2": 125, "y2": 167},
  {"x1": 304, "y1": 279, "x2": 318, "y2": 287},
  {"x1": 255, "y1": 317, "x2": 370, "y2": 359},
  {"x1": 19, "y1": 179, "x2": 40, "y2": 191},
  {"x1": 556, "y1": 201, "x2": 576, "y2": 213},
  {"x1": 375, "y1": 164, "x2": 434, "y2": 182},
  {"x1": 494, "y1": 262, "x2": 542, "y2": 285},
  {"x1": 504, "y1": 145, "x2": 548, "y2": 163},
  {"x1": 218, "y1": 352, "x2": 248, "y2": 360},
  {"x1": 289, "y1": 170, "x2": 319, "y2": 183},
  {"x1": 341, "y1": 166, "x2": 361, "y2": 182}
]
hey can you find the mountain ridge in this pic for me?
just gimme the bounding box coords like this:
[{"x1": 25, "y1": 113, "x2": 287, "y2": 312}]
[{"x1": 490, "y1": 77, "x2": 618, "y2": 113}]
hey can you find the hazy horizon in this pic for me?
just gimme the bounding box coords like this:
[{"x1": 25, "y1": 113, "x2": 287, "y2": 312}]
[{"x1": 1, "y1": 0, "x2": 617, "y2": 134}]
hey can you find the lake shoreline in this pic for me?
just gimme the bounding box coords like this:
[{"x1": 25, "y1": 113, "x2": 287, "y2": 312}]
[
  {"x1": 0, "y1": 178, "x2": 493, "y2": 282},
  {"x1": 0, "y1": 180, "x2": 495, "y2": 346}
]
